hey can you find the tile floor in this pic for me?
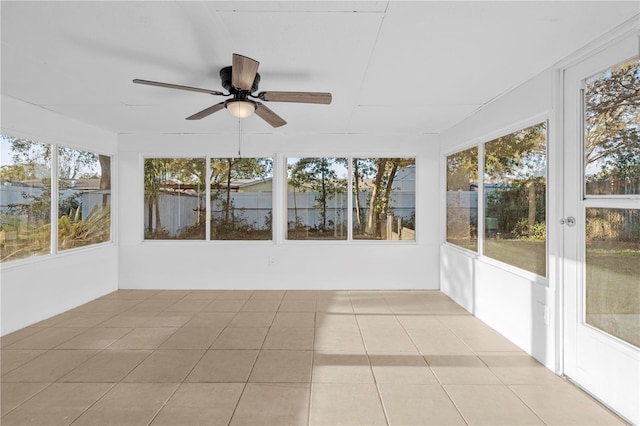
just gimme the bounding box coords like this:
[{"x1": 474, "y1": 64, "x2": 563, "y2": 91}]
[{"x1": 0, "y1": 290, "x2": 627, "y2": 426}]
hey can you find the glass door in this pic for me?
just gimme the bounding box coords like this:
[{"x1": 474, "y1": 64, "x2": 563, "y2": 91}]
[{"x1": 562, "y1": 35, "x2": 639, "y2": 425}]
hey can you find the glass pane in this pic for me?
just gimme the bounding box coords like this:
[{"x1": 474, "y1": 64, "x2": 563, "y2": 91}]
[
  {"x1": 287, "y1": 157, "x2": 347, "y2": 240},
  {"x1": 210, "y1": 158, "x2": 273, "y2": 240},
  {"x1": 585, "y1": 208, "x2": 640, "y2": 347},
  {"x1": 144, "y1": 158, "x2": 205, "y2": 240},
  {"x1": 58, "y1": 147, "x2": 111, "y2": 250},
  {"x1": 446, "y1": 148, "x2": 478, "y2": 250},
  {"x1": 1, "y1": 135, "x2": 51, "y2": 262},
  {"x1": 352, "y1": 158, "x2": 415, "y2": 241},
  {"x1": 484, "y1": 122, "x2": 547, "y2": 276},
  {"x1": 584, "y1": 56, "x2": 640, "y2": 196}
]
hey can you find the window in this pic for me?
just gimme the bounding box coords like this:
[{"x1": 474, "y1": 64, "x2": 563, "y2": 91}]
[
  {"x1": 484, "y1": 122, "x2": 547, "y2": 276},
  {"x1": 144, "y1": 158, "x2": 206, "y2": 240},
  {"x1": 58, "y1": 147, "x2": 111, "y2": 250},
  {"x1": 1, "y1": 135, "x2": 112, "y2": 263},
  {"x1": 210, "y1": 158, "x2": 273, "y2": 240},
  {"x1": 446, "y1": 148, "x2": 478, "y2": 251},
  {"x1": 585, "y1": 208, "x2": 640, "y2": 347},
  {"x1": 353, "y1": 158, "x2": 415, "y2": 241},
  {"x1": 1, "y1": 135, "x2": 51, "y2": 262},
  {"x1": 287, "y1": 157, "x2": 347, "y2": 240},
  {"x1": 584, "y1": 56, "x2": 639, "y2": 196}
]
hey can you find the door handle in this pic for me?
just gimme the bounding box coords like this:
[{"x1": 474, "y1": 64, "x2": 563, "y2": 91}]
[{"x1": 560, "y1": 216, "x2": 576, "y2": 227}]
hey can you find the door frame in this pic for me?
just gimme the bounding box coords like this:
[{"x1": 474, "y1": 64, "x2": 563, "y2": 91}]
[{"x1": 559, "y1": 29, "x2": 639, "y2": 425}]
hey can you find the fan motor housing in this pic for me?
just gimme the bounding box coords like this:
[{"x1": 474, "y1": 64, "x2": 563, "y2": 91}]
[{"x1": 220, "y1": 66, "x2": 260, "y2": 93}]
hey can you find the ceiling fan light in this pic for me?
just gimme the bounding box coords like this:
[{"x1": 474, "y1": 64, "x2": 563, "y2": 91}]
[{"x1": 226, "y1": 100, "x2": 256, "y2": 118}]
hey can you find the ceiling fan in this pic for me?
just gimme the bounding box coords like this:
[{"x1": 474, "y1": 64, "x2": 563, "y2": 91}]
[{"x1": 133, "y1": 53, "x2": 332, "y2": 128}]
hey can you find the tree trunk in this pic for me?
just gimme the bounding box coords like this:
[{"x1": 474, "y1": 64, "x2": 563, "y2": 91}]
[
  {"x1": 383, "y1": 161, "x2": 399, "y2": 214},
  {"x1": 354, "y1": 161, "x2": 361, "y2": 229},
  {"x1": 366, "y1": 159, "x2": 387, "y2": 236},
  {"x1": 99, "y1": 155, "x2": 111, "y2": 207},
  {"x1": 320, "y1": 167, "x2": 327, "y2": 230},
  {"x1": 154, "y1": 195, "x2": 162, "y2": 235},
  {"x1": 528, "y1": 181, "x2": 536, "y2": 237},
  {"x1": 225, "y1": 159, "x2": 233, "y2": 223}
]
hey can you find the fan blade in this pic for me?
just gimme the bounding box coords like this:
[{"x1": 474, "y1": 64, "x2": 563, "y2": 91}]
[
  {"x1": 186, "y1": 102, "x2": 225, "y2": 120},
  {"x1": 232, "y1": 53, "x2": 260, "y2": 91},
  {"x1": 255, "y1": 103, "x2": 287, "y2": 128},
  {"x1": 258, "y1": 91, "x2": 332, "y2": 104},
  {"x1": 133, "y1": 79, "x2": 224, "y2": 96}
]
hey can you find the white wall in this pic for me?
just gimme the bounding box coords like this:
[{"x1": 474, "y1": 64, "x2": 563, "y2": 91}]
[
  {"x1": 118, "y1": 132, "x2": 440, "y2": 290},
  {"x1": 439, "y1": 70, "x2": 559, "y2": 368},
  {"x1": 1, "y1": 96, "x2": 118, "y2": 335}
]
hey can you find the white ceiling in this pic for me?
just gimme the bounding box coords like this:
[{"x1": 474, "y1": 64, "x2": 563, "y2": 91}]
[{"x1": 1, "y1": 1, "x2": 637, "y2": 136}]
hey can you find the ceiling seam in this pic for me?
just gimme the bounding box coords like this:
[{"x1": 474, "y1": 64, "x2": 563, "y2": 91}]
[{"x1": 345, "y1": 0, "x2": 391, "y2": 133}]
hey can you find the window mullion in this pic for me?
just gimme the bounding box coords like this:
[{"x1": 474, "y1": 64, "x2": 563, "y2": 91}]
[{"x1": 51, "y1": 144, "x2": 59, "y2": 254}]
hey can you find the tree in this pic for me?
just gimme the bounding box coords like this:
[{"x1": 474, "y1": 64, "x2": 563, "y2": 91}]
[
  {"x1": 210, "y1": 157, "x2": 271, "y2": 231},
  {"x1": 584, "y1": 57, "x2": 640, "y2": 195},
  {"x1": 289, "y1": 157, "x2": 346, "y2": 232}
]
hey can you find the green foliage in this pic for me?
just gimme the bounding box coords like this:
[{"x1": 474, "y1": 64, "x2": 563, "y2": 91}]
[
  {"x1": 59, "y1": 205, "x2": 111, "y2": 250},
  {"x1": 585, "y1": 57, "x2": 640, "y2": 194}
]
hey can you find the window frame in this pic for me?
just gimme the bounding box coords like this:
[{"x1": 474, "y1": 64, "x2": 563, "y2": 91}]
[
  {"x1": 0, "y1": 134, "x2": 115, "y2": 267},
  {"x1": 442, "y1": 116, "x2": 550, "y2": 281}
]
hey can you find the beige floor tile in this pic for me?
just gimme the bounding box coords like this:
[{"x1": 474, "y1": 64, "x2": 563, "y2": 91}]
[
  {"x1": 228, "y1": 312, "x2": 276, "y2": 328},
  {"x1": 100, "y1": 313, "x2": 157, "y2": 327},
  {"x1": 510, "y1": 384, "x2": 626, "y2": 425},
  {"x1": 123, "y1": 350, "x2": 205, "y2": 382},
  {"x1": 250, "y1": 290, "x2": 285, "y2": 300},
  {"x1": 314, "y1": 327, "x2": 366, "y2": 353},
  {"x1": 241, "y1": 299, "x2": 281, "y2": 312},
  {"x1": 478, "y1": 352, "x2": 564, "y2": 384},
  {"x1": 1, "y1": 382, "x2": 50, "y2": 415},
  {"x1": 396, "y1": 315, "x2": 445, "y2": 330},
  {"x1": 230, "y1": 383, "x2": 309, "y2": 426},
  {"x1": 278, "y1": 299, "x2": 316, "y2": 312},
  {"x1": 360, "y1": 326, "x2": 418, "y2": 353},
  {"x1": 142, "y1": 313, "x2": 192, "y2": 328},
  {"x1": 56, "y1": 327, "x2": 132, "y2": 349},
  {"x1": 210, "y1": 327, "x2": 268, "y2": 349},
  {"x1": 203, "y1": 299, "x2": 247, "y2": 312},
  {"x1": 100, "y1": 290, "x2": 158, "y2": 300},
  {"x1": 183, "y1": 312, "x2": 235, "y2": 328},
  {"x1": 312, "y1": 353, "x2": 374, "y2": 383},
  {"x1": 406, "y1": 327, "x2": 474, "y2": 355},
  {"x1": 316, "y1": 300, "x2": 354, "y2": 313},
  {"x1": 158, "y1": 327, "x2": 222, "y2": 350},
  {"x1": 50, "y1": 312, "x2": 115, "y2": 328},
  {"x1": 107, "y1": 327, "x2": 178, "y2": 350},
  {"x1": 214, "y1": 290, "x2": 253, "y2": 300},
  {"x1": 5, "y1": 327, "x2": 85, "y2": 350},
  {"x1": 315, "y1": 312, "x2": 358, "y2": 329},
  {"x1": 249, "y1": 350, "x2": 312, "y2": 383},
  {"x1": 0, "y1": 349, "x2": 46, "y2": 375},
  {"x1": 126, "y1": 299, "x2": 174, "y2": 314},
  {"x1": 60, "y1": 350, "x2": 150, "y2": 382},
  {"x1": 74, "y1": 299, "x2": 139, "y2": 314},
  {"x1": 0, "y1": 383, "x2": 113, "y2": 426},
  {"x1": 284, "y1": 290, "x2": 317, "y2": 300},
  {"x1": 445, "y1": 384, "x2": 544, "y2": 425},
  {"x1": 379, "y1": 383, "x2": 466, "y2": 425},
  {"x1": 426, "y1": 354, "x2": 502, "y2": 384},
  {"x1": 369, "y1": 354, "x2": 438, "y2": 384},
  {"x1": 2, "y1": 350, "x2": 98, "y2": 382},
  {"x1": 186, "y1": 350, "x2": 258, "y2": 382},
  {"x1": 309, "y1": 383, "x2": 387, "y2": 426},
  {"x1": 72, "y1": 383, "x2": 178, "y2": 426},
  {"x1": 263, "y1": 327, "x2": 314, "y2": 350},
  {"x1": 163, "y1": 299, "x2": 211, "y2": 313},
  {"x1": 271, "y1": 311, "x2": 315, "y2": 328},
  {"x1": 182, "y1": 290, "x2": 221, "y2": 300},
  {"x1": 440, "y1": 316, "x2": 522, "y2": 352},
  {"x1": 148, "y1": 290, "x2": 192, "y2": 300},
  {"x1": 356, "y1": 314, "x2": 401, "y2": 329},
  {"x1": 151, "y1": 383, "x2": 244, "y2": 426},
  {"x1": 0, "y1": 327, "x2": 42, "y2": 348}
]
